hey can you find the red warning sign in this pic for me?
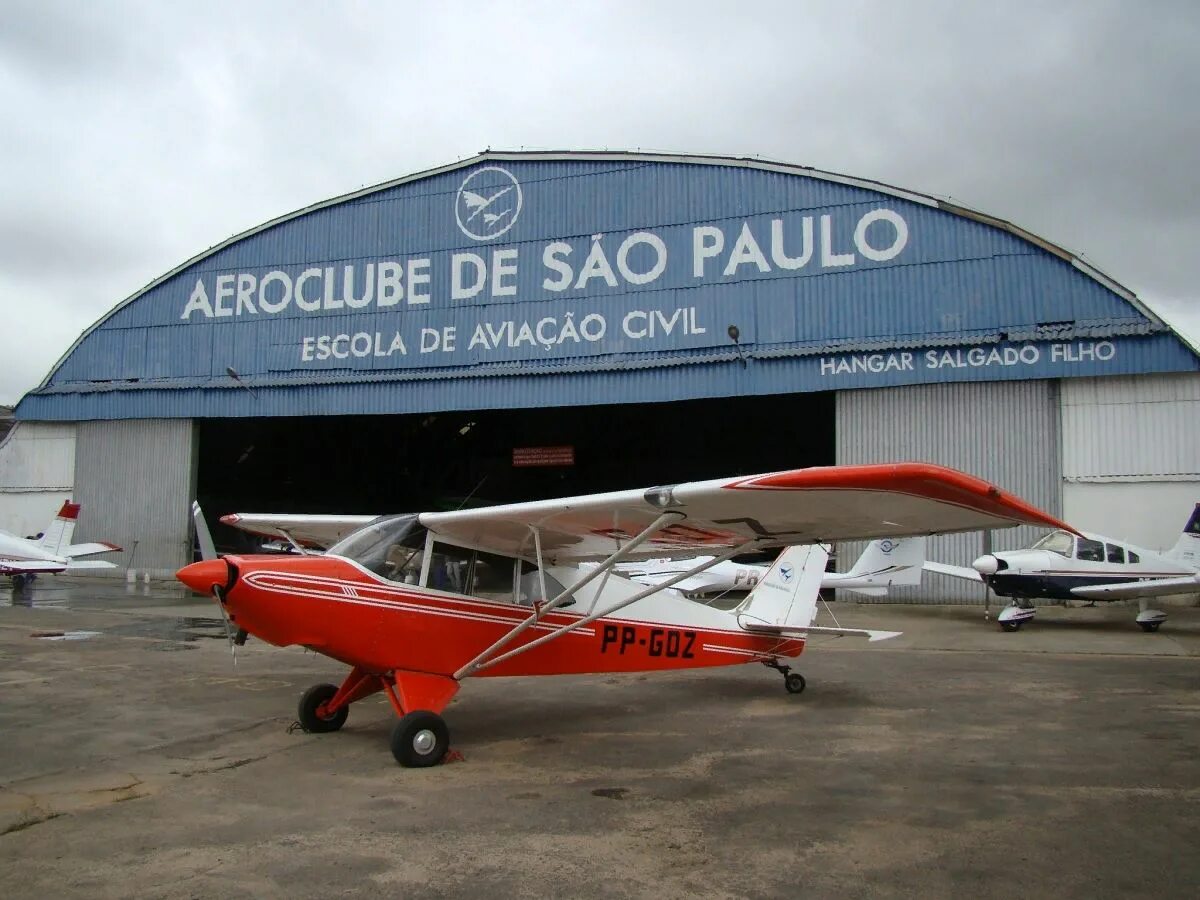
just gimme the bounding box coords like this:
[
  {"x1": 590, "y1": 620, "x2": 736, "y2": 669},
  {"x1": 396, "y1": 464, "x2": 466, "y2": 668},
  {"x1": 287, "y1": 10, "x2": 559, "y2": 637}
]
[{"x1": 512, "y1": 446, "x2": 575, "y2": 467}]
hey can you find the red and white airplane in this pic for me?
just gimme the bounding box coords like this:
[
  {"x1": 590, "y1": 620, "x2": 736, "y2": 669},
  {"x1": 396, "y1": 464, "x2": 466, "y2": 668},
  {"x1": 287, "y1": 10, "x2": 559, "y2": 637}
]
[
  {"x1": 1, "y1": 501, "x2": 122, "y2": 587},
  {"x1": 928, "y1": 503, "x2": 1200, "y2": 632},
  {"x1": 177, "y1": 463, "x2": 1070, "y2": 767}
]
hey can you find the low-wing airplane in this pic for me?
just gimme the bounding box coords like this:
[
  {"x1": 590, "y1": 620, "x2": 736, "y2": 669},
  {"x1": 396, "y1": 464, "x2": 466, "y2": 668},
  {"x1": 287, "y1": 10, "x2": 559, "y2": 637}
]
[
  {"x1": 926, "y1": 503, "x2": 1200, "y2": 632},
  {"x1": 605, "y1": 537, "x2": 927, "y2": 599},
  {"x1": 1, "y1": 501, "x2": 122, "y2": 586},
  {"x1": 177, "y1": 463, "x2": 1070, "y2": 767}
]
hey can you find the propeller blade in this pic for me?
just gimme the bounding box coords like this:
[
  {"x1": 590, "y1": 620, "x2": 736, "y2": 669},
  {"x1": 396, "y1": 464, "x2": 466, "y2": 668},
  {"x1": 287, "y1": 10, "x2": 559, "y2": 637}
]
[
  {"x1": 212, "y1": 584, "x2": 238, "y2": 666},
  {"x1": 192, "y1": 501, "x2": 217, "y2": 562}
]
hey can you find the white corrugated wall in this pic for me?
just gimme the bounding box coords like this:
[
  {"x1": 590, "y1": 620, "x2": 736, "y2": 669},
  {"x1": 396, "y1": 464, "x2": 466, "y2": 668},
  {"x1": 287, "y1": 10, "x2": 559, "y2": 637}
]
[
  {"x1": 1062, "y1": 373, "x2": 1200, "y2": 552},
  {"x1": 836, "y1": 380, "x2": 1061, "y2": 602},
  {"x1": 0, "y1": 421, "x2": 77, "y2": 537},
  {"x1": 72, "y1": 419, "x2": 198, "y2": 577}
]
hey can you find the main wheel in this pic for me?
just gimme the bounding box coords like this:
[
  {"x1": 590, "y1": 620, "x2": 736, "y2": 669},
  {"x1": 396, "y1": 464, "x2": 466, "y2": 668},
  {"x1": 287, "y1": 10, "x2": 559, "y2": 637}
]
[
  {"x1": 391, "y1": 710, "x2": 450, "y2": 767},
  {"x1": 1139, "y1": 621, "x2": 1162, "y2": 633},
  {"x1": 784, "y1": 672, "x2": 806, "y2": 694},
  {"x1": 297, "y1": 682, "x2": 348, "y2": 733},
  {"x1": 1001, "y1": 621, "x2": 1022, "y2": 632}
]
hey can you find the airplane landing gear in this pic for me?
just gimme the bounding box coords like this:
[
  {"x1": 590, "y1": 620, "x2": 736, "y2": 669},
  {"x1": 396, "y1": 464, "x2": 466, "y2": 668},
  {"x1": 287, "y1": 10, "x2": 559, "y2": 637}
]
[
  {"x1": 763, "y1": 658, "x2": 806, "y2": 694},
  {"x1": 1136, "y1": 608, "x2": 1167, "y2": 633},
  {"x1": 297, "y1": 682, "x2": 349, "y2": 733},
  {"x1": 391, "y1": 711, "x2": 450, "y2": 767}
]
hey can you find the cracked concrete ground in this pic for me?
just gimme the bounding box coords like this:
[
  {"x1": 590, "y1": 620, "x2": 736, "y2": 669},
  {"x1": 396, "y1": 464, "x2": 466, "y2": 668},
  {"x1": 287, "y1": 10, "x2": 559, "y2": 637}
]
[{"x1": 1, "y1": 578, "x2": 1198, "y2": 898}]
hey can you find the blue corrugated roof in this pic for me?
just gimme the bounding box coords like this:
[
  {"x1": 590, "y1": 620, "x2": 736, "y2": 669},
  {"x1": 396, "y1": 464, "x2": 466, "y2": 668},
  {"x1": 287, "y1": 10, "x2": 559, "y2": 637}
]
[{"x1": 16, "y1": 151, "x2": 1198, "y2": 421}]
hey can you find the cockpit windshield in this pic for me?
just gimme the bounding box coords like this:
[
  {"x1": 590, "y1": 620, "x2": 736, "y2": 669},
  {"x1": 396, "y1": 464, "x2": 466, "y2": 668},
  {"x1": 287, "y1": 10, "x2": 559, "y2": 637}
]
[
  {"x1": 327, "y1": 514, "x2": 426, "y2": 582},
  {"x1": 1031, "y1": 530, "x2": 1075, "y2": 557}
]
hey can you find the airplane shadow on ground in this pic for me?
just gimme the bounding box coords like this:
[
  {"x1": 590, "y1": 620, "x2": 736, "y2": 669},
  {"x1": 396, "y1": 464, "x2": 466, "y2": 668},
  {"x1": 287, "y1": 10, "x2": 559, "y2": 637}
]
[{"x1": 312, "y1": 667, "x2": 876, "y2": 758}]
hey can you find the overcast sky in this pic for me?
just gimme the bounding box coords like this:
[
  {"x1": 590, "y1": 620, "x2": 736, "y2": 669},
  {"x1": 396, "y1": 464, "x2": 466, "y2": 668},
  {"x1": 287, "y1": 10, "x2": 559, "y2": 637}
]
[{"x1": 2, "y1": 0, "x2": 1197, "y2": 404}]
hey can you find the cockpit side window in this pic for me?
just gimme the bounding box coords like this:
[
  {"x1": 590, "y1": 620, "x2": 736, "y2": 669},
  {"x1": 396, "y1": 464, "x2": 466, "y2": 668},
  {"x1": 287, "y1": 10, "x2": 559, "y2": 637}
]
[
  {"x1": 1076, "y1": 538, "x2": 1104, "y2": 562},
  {"x1": 426, "y1": 542, "x2": 519, "y2": 602},
  {"x1": 517, "y1": 560, "x2": 571, "y2": 606},
  {"x1": 1105, "y1": 543, "x2": 1125, "y2": 564}
]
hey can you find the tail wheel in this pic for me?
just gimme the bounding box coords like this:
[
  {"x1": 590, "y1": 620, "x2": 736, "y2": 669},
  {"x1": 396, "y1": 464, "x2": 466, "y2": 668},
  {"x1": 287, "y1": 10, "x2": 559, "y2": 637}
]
[
  {"x1": 1139, "y1": 621, "x2": 1162, "y2": 633},
  {"x1": 391, "y1": 710, "x2": 450, "y2": 767},
  {"x1": 784, "y1": 672, "x2": 806, "y2": 694},
  {"x1": 298, "y1": 682, "x2": 348, "y2": 733},
  {"x1": 1001, "y1": 621, "x2": 1022, "y2": 632}
]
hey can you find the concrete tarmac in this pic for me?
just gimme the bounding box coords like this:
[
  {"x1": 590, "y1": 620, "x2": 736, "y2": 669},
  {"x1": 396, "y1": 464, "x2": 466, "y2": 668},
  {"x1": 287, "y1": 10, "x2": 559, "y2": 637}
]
[{"x1": 1, "y1": 577, "x2": 1198, "y2": 898}]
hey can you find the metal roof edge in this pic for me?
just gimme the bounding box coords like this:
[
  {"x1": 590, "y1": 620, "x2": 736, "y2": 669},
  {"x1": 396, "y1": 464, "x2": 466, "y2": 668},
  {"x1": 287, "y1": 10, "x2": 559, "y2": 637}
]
[{"x1": 25, "y1": 149, "x2": 1187, "y2": 403}]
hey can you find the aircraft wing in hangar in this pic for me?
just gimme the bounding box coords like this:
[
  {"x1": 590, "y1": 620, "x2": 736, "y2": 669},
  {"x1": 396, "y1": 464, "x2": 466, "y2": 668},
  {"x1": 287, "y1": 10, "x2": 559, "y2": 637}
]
[{"x1": 418, "y1": 463, "x2": 1076, "y2": 563}]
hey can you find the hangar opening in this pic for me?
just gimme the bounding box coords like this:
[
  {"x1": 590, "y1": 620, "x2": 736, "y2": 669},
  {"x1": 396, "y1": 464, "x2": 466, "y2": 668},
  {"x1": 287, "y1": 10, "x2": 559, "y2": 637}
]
[{"x1": 195, "y1": 392, "x2": 835, "y2": 550}]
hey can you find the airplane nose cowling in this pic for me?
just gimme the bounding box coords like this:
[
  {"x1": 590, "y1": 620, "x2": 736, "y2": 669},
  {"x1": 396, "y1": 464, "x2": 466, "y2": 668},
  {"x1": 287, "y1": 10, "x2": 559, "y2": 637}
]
[
  {"x1": 972, "y1": 554, "x2": 1001, "y2": 576},
  {"x1": 176, "y1": 559, "x2": 231, "y2": 595}
]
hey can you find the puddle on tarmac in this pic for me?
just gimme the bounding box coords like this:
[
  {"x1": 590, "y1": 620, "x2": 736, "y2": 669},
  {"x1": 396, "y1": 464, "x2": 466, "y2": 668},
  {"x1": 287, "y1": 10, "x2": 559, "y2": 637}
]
[
  {"x1": 21, "y1": 617, "x2": 227, "y2": 644},
  {"x1": 104, "y1": 617, "x2": 228, "y2": 642},
  {"x1": 32, "y1": 630, "x2": 103, "y2": 641}
]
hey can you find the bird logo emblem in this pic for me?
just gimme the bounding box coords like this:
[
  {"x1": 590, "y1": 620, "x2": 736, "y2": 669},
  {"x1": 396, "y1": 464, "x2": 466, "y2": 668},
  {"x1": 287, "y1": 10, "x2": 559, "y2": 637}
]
[{"x1": 455, "y1": 166, "x2": 523, "y2": 241}]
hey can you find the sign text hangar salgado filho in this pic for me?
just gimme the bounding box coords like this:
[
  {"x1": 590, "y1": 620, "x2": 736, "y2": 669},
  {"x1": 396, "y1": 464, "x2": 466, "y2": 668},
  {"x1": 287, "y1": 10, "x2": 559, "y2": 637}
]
[{"x1": 176, "y1": 165, "x2": 911, "y2": 366}]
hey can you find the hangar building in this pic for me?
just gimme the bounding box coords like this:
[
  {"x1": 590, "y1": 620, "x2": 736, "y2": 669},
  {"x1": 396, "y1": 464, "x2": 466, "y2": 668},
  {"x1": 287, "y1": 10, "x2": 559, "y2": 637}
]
[{"x1": 3, "y1": 152, "x2": 1199, "y2": 596}]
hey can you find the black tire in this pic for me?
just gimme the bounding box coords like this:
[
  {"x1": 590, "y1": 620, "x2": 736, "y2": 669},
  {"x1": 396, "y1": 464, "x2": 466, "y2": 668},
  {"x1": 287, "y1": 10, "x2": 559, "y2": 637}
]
[
  {"x1": 391, "y1": 710, "x2": 450, "y2": 767},
  {"x1": 1139, "y1": 621, "x2": 1161, "y2": 633},
  {"x1": 784, "y1": 672, "x2": 806, "y2": 694},
  {"x1": 1001, "y1": 621, "x2": 1022, "y2": 632},
  {"x1": 297, "y1": 682, "x2": 348, "y2": 733}
]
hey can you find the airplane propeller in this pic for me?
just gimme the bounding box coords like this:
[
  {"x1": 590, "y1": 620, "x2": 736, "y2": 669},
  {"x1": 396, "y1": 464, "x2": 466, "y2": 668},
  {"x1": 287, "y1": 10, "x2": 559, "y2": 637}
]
[{"x1": 191, "y1": 502, "x2": 247, "y2": 663}]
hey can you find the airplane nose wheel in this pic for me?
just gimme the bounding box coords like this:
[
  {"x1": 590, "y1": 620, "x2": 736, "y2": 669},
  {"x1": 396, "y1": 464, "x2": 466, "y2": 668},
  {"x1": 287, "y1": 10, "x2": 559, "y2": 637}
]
[
  {"x1": 763, "y1": 659, "x2": 806, "y2": 694},
  {"x1": 391, "y1": 710, "x2": 450, "y2": 767}
]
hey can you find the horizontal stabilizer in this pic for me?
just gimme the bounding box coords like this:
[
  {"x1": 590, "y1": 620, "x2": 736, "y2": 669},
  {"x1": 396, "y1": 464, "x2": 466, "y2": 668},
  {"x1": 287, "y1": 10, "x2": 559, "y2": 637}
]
[
  {"x1": 923, "y1": 560, "x2": 983, "y2": 582},
  {"x1": 1072, "y1": 572, "x2": 1200, "y2": 600},
  {"x1": 65, "y1": 560, "x2": 119, "y2": 571},
  {"x1": 739, "y1": 622, "x2": 903, "y2": 642},
  {"x1": 63, "y1": 542, "x2": 122, "y2": 558}
]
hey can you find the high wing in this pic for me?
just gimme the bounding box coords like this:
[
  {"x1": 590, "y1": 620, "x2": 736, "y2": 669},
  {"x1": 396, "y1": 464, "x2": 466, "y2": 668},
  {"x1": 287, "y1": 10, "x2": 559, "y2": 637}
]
[
  {"x1": 219, "y1": 513, "x2": 377, "y2": 549},
  {"x1": 420, "y1": 463, "x2": 1074, "y2": 562},
  {"x1": 1071, "y1": 572, "x2": 1200, "y2": 600}
]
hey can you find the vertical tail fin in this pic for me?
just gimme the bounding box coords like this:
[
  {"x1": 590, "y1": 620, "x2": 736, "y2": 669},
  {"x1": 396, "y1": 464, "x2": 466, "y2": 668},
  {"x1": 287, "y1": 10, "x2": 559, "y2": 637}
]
[
  {"x1": 1167, "y1": 503, "x2": 1200, "y2": 567},
  {"x1": 37, "y1": 501, "x2": 80, "y2": 556},
  {"x1": 735, "y1": 544, "x2": 829, "y2": 630},
  {"x1": 832, "y1": 536, "x2": 927, "y2": 596}
]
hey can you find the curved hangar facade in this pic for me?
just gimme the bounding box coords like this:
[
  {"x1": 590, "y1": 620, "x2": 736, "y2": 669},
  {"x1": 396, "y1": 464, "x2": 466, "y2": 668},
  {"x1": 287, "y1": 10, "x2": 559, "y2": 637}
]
[{"x1": 6, "y1": 151, "x2": 1200, "y2": 586}]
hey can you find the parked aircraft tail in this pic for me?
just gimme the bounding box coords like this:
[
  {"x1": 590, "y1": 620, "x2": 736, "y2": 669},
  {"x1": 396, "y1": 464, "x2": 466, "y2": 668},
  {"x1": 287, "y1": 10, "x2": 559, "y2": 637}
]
[
  {"x1": 36, "y1": 501, "x2": 81, "y2": 556},
  {"x1": 735, "y1": 544, "x2": 827, "y2": 631},
  {"x1": 736, "y1": 544, "x2": 902, "y2": 643},
  {"x1": 1166, "y1": 503, "x2": 1200, "y2": 567},
  {"x1": 836, "y1": 536, "x2": 927, "y2": 596}
]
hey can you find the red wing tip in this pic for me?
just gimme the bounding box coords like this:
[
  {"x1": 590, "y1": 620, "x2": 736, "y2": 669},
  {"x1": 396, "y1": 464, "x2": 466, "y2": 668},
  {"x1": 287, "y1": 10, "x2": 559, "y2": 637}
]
[
  {"x1": 101, "y1": 542, "x2": 123, "y2": 551},
  {"x1": 219, "y1": 514, "x2": 241, "y2": 525}
]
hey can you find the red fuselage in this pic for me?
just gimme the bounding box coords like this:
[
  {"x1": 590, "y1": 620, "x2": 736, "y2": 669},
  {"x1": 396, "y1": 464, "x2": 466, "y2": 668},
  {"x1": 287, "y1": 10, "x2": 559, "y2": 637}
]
[{"x1": 179, "y1": 554, "x2": 805, "y2": 678}]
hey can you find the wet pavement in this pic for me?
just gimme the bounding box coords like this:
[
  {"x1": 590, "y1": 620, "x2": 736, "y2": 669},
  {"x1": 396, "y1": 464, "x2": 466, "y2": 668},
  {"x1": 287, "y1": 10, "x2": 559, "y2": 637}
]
[{"x1": 1, "y1": 576, "x2": 1199, "y2": 898}]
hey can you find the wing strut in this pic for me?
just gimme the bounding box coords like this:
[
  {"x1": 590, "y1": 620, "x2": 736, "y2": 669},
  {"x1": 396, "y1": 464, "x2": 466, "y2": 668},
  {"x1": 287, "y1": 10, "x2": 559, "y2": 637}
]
[
  {"x1": 457, "y1": 540, "x2": 756, "y2": 678},
  {"x1": 453, "y1": 511, "x2": 685, "y2": 679}
]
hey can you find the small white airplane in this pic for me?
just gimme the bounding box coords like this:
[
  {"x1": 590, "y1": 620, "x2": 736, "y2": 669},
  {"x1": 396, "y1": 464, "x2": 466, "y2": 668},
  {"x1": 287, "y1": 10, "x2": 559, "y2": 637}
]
[
  {"x1": 1, "y1": 501, "x2": 122, "y2": 587},
  {"x1": 926, "y1": 503, "x2": 1200, "y2": 632},
  {"x1": 605, "y1": 537, "x2": 927, "y2": 599}
]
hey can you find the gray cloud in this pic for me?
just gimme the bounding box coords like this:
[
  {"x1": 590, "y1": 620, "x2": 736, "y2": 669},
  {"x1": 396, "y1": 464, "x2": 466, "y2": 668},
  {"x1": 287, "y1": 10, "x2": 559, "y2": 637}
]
[{"x1": 2, "y1": 0, "x2": 1197, "y2": 402}]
